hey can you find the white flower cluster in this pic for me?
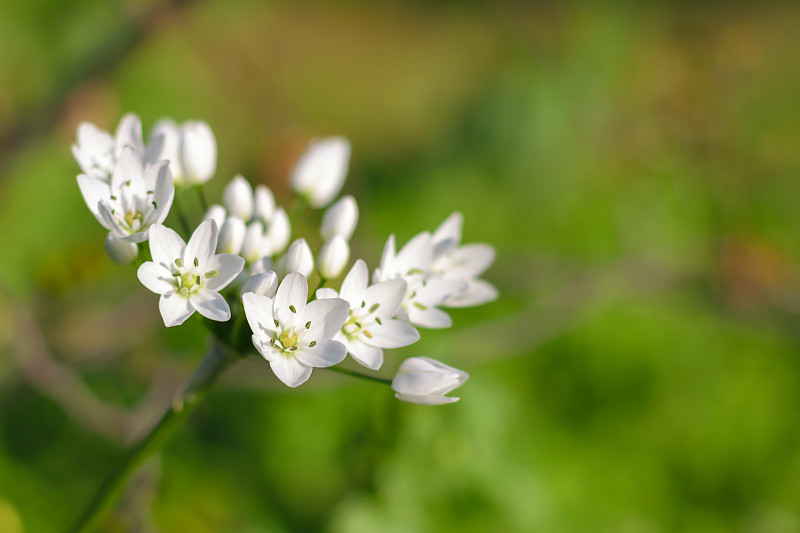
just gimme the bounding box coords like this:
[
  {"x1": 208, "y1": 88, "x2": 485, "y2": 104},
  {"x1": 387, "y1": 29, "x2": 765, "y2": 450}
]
[{"x1": 72, "y1": 114, "x2": 496, "y2": 405}]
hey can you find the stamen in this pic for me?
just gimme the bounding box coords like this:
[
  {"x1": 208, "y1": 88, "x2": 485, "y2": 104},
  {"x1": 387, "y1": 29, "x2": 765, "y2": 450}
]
[
  {"x1": 361, "y1": 301, "x2": 366, "y2": 308},
  {"x1": 375, "y1": 317, "x2": 382, "y2": 325},
  {"x1": 290, "y1": 346, "x2": 298, "y2": 351},
  {"x1": 305, "y1": 321, "x2": 311, "y2": 329},
  {"x1": 152, "y1": 201, "x2": 157, "y2": 209},
  {"x1": 354, "y1": 321, "x2": 362, "y2": 328},
  {"x1": 363, "y1": 330, "x2": 373, "y2": 339},
  {"x1": 110, "y1": 195, "x2": 117, "y2": 201},
  {"x1": 193, "y1": 257, "x2": 199, "y2": 267},
  {"x1": 289, "y1": 305, "x2": 296, "y2": 313},
  {"x1": 146, "y1": 190, "x2": 154, "y2": 195},
  {"x1": 413, "y1": 302, "x2": 428, "y2": 311},
  {"x1": 175, "y1": 258, "x2": 183, "y2": 267},
  {"x1": 309, "y1": 341, "x2": 317, "y2": 347},
  {"x1": 274, "y1": 319, "x2": 280, "y2": 328},
  {"x1": 269, "y1": 338, "x2": 275, "y2": 346},
  {"x1": 205, "y1": 270, "x2": 219, "y2": 279},
  {"x1": 172, "y1": 272, "x2": 181, "y2": 277},
  {"x1": 369, "y1": 303, "x2": 380, "y2": 313}
]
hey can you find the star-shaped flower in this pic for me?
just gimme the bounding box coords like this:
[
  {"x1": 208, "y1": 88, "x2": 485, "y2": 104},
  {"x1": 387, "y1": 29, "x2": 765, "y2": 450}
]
[
  {"x1": 137, "y1": 219, "x2": 245, "y2": 327},
  {"x1": 391, "y1": 357, "x2": 468, "y2": 405},
  {"x1": 317, "y1": 260, "x2": 419, "y2": 370},
  {"x1": 243, "y1": 273, "x2": 349, "y2": 387},
  {"x1": 78, "y1": 148, "x2": 174, "y2": 243}
]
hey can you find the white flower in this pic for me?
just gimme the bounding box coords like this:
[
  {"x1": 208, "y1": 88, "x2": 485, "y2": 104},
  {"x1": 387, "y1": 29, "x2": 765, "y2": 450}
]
[
  {"x1": 317, "y1": 236, "x2": 350, "y2": 280},
  {"x1": 204, "y1": 204, "x2": 227, "y2": 229},
  {"x1": 277, "y1": 238, "x2": 314, "y2": 278},
  {"x1": 137, "y1": 220, "x2": 245, "y2": 327},
  {"x1": 290, "y1": 137, "x2": 351, "y2": 208},
  {"x1": 320, "y1": 195, "x2": 358, "y2": 240},
  {"x1": 254, "y1": 185, "x2": 275, "y2": 221},
  {"x1": 241, "y1": 221, "x2": 270, "y2": 263},
  {"x1": 104, "y1": 234, "x2": 138, "y2": 265},
  {"x1": 317, "y1": 260, "x2": 419, "y2": 370},
  {"x1": 77, "y1": 148, "x2": 174, "y2": 242},
  {"x1": 217, "y1": 216, "x2": 246, "y2": 254},
  {"x1": 223, "y1": 175, "x2": 254, "y2": 220},
  {"x1": 242, "y1": 273, "x2": 349, "y2": 387},
  {"x1": 373, "y1": 233, "x2": 465, "y2": 328},
  {"x1": 431, "y1": 212, "x2": 498, "y2": 307},
  {"x1": 391, "y1": 357, "x2": 468, "y2": 405},
  {"x1": 72, "y1": 113, "x2": 148, "y2": 182},
  {"x1": 149, "y1": 119, "x2": 217, "y2": 186}
]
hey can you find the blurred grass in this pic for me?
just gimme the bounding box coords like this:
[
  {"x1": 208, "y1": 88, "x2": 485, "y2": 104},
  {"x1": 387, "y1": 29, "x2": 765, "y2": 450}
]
[{"x1": 2, "y1": 0, "x2": 800, "y2": 532}]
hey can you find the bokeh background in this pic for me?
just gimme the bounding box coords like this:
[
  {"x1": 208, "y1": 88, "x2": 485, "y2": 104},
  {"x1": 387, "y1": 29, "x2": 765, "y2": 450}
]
[{"x1": 2, "y1": 0, "x2": 800, "y2": 531}]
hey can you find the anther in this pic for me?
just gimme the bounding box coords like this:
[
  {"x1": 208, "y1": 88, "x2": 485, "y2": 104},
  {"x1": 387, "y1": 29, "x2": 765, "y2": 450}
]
[
  {"x1": 309, "y1": 341, "x2": 316, "y2": 347},
  {"x1": 193, "y1": 257, "x2": 199, "y2": 267},
  {"x1": 375, "y1": 317, "x2": 382, "y2": 325},
  {"x1": 369, "y1": 303, "x2": 380, "y2": 313},
  {"x1": 110, "y1": 195, "x2": 117, "y2": 201},
  {"x1": 305, "y1": 321, "x2": 311, "y2": 329},
  {"x1": 361, "y1": 301, "x2": 366, "y2": 308},
  {"x1": 413, "y1": 302, "x2": 428, "y2": 311},
  {"x1": 363, "y1": 330, "x2": 373, "y2": 339},
  {"x1": 274, "y1": 319, "x2": 280, "y2": 328},
  {"x1": 175, "y1": 258, "x2": 183, "y2": 267},
  {"x1": 205, "y1": 270, "x2": 219, "y2": 279},
  {"x1": 289, "y1": 305, "x2": 296, "y2": 313}
]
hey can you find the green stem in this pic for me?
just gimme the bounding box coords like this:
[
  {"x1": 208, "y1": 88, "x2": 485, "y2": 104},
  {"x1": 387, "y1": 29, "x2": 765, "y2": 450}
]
[
  {"x1": 172, "y1": 191, "x2": 193, "y2": 238},
  {"x1": 327, "y1": 366, "x2": 393, "y2": 385},
  {"x1": 66, "y1": 342, "x2": 239, "y2": 533},
  {"x1": 194, "y1": 185, "x2": 208, "y2": 212}
]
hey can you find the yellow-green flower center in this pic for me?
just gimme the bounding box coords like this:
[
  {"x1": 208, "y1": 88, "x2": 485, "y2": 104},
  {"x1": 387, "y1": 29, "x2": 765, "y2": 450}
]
[
  {"x1": 280, "y1": 330, "x2": 298, "y2": 348},
  {"x1": 124, "y1": 210, "x2": 143, "y2": 229}
]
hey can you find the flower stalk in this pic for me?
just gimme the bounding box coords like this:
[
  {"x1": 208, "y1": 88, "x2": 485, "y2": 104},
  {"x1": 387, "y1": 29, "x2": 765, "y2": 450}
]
[{"x1": 66, "y1": 341, "x2": 240, "y2": 533}]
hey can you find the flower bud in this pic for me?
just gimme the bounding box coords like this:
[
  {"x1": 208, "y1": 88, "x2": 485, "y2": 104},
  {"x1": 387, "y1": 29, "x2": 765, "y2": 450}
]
[
  {"x1": 241, "y1": 221, "x2": 268, "y2": 263},
  {"x1": 266, "y1": 207, "x2": 291, "y2": 254},
  {"x1": 241, "y1": 271, "x2": 278, "y2": 298},
  {"x1": 391, "y1": 357, "x2": 468, "y2": 405},
  {"x1": 204, "y1": 204, "x2": 227, "y2": 229},
  {"x1": 278, "y1": 238, "x2": 314, "y2": 278},
  {"x1": 317, "y1": 235, "x2": 350, "y2": 280},
  {"x1": 179, "y1": 120, "x2": 216, "y2": 184},
  {"x1": 254, "y1": 185, "x2": 275, "y2": 222},
  {"x1": 105, "y1": 233, "x2": 138, "y2": 265},
  {"x1": 218, "y1": 216, "x2": 246, "y2": 255},
  {"x1": 223, "y1": 175, "x2": 254, "y2": 220},
  {"x1": 147, "y1": 119, "x2": 181, "y2": 180},
  {"x1": 290, "y1": 137, "x2": 351, "y2": 208},
  {"x1": 320, "y1": 195, "x2": 358, "y2": 241}
]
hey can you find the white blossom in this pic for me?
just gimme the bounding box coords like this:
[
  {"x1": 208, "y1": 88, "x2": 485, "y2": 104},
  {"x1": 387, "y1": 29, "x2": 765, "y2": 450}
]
[
  {"x1": 223, "y1": 175, "x2": 254, "y2": 220},
  {"x1": 243, "y1": 273, "x2": 349, "y2": 387},
  {"x1": 241, "y1": 271, "x2": 278, "y2": 298},
  {"x1": 320, "y1": 195, "x2": 358, "y2": 241},
  {"x1": 72, "y1": 113, "x2": 151, "y2": 182},
  {"x1": 373, "y1": 233, "x2": 465, "y2": 328},
  {"x1": 431, "y1": 212, "x2": 498, "y2": 307},
  {"x1": 290, "y1": 137, "x2": 351, "y2": 208},
  {"x1": 149, "y1": 119, "x2": 217, "y2": 185},
  {"x1": 104, "y1": 234, "x2": 138, "y2": 265},
  {"x1": 137, "y1": 220, "x2": 245, "y2": 327},
  {"x1": 317, "y1": 236, "x2": 350, "y2": 280},
  {"x1": 77, "y1": 148, "x2": 174, "y2": 243},
  {"x1": 391, "y1": 357, "x2": 468, "y2": 405},
  {"x1": 317, "y1": 260, "x2": 419, "y2": 370},
  {"x1": 266, "y1": 207, "x2": 291, "y2": 254}
]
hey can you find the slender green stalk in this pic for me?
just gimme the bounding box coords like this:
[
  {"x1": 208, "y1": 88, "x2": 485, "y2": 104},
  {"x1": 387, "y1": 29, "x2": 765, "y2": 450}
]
[
  {"x1": 194, "y1": 185, "x2": 208, "y2": 212},
  {"x1": 328, "y1": 365, "x2": 393, "y2": 385},
  {"x1": 172, "y1": 191, "x2": 193, "y2": 238},
  {"x1": 66, "y1": 342, "x2": 239, "y2": 533}
]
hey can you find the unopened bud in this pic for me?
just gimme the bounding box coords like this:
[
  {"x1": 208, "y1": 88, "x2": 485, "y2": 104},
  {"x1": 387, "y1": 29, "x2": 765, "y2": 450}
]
[{"x1": 317, "y1": 235, "x2": 350, "y2": 279}]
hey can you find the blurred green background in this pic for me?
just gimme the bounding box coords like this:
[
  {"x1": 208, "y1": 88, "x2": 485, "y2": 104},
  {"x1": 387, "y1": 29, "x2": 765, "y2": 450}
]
[{"x1": 2, "y1": 0, "x2": 800, "y2": 531}]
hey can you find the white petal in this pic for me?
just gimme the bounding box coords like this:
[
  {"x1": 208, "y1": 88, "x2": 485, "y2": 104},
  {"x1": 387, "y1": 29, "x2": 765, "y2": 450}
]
[
  {"x1": 266, "y1": 207, "x2": 291, "y2": 254},
  {"x1": 191, "y1": 288, "x2": 231, "y2": 322},
  {"x1": 320, "y1": 195, "x2": 358, "y2": 240},
  {"x1": 115, "y1": 113, "x2": 144, "y2": 157},
  {"x1": 150, "y1": 162, "x2": 175, "y2": 225},
  {"x1": 242, "y1": 292, "x2": 277, "y2": 338},
  {"x1": 241, "y1": 271, "x2": 278, "y2": 298},
  {"x1": 146, "y1": 118, "x2": 181, "y2": 177},
  {"x1": 281, "y1": 238, "x2": 314, "y2": 277},
  {"x1": 365, "y1": 319, "x2": 419, "y2": 349},
  {"x1": 147, "y1": 224, "x2": 186, "y2": 269},
  {"x1": 105, "y1": 233, "x2": 139, "y2": 264},
  {"x1": 346, "y1": 339, "x2": 383, "y2": 370},
  {"x1": 111, "y1": 147, "x2": 143, "y2": 191},
  {"x1": 339, "y1": 259, "x2": 368, "y2": 303},
  {"x1": 437, "y1": 244, "x2": 495, "y2": 279},
  {"x1": 432, "y1": 211, "x2": 462, "y2": 255},
  {"x1": 185, "y1": 219, "x2": 218, "y2": 269},
  {"x1": 203, "y1": 253, "x2": 245, "y2": 291},
  {"x1": 274, "y1": 273, "x2": 308, "y2": 326},
  {"x1": 290, "y1": 137, "x2": 351, "y2": 208},
  {"x1": 407, "y1": 305, "x2": 452, "y2": 329},
  {"x1": 295, "y1": 339, "x2": 346, "y2": 368},
  {"x1": 268, "y1": 357, "x2": 312, "y2": 388},
  {"x1": 159, "y1": 291, "x2": 195, "y2": 327},
  {"x1": 395, "y1": 393, "x2": 460, "y2": 405},
  {"x1": 137, "y1": 261, "x2": 175, "y2": 294},
  {"x1": 302, "y1": 298, "x2": 349, "y2": 339},
  {"x1": 415, "y1": 278, "x2": 467, "y2": 306},
  {"x1": 97, "y1": 201, "x2": 122, "y2": 234},
  {"x1": 443, "y1": 279, "x2": 498, "y2": 308},
  {"x1": 363, "y1": 278, "x2": 406, "y2": 319},
  {"x1": 241, "y1": 221, "x2": 266, "y2": 262},
  {"x1": 218, "y1": 216, "x2": 246, "y2": 254},
  {"x1": 315, "y1": 288, "x2": 339, "y2": 300},
  {"x1": 204, "y1": 204, "x2": 227, "y2": 228},
  {"x1": 77, "y1": 174, "x2": 110, "y2": 218},
  {"x1": 393, "y1": 232, "x2": 433, "y2": 275},
  {"x1": 317, "y1": 236, "x2": 349, "y2": 280}
]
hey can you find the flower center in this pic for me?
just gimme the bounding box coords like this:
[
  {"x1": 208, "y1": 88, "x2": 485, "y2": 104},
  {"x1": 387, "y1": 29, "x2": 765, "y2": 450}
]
[
  {"x1": 279, "y1": 330, "x2": 298, "y2": 348},
  {"x1": 124, "y1": 210, "x2": 143, "y2": 231}
]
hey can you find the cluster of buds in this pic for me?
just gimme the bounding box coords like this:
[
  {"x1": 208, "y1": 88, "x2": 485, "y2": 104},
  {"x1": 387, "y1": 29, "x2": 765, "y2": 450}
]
[{"x1": 73, "y1": 114, "x2": 496, "y2": 404}]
